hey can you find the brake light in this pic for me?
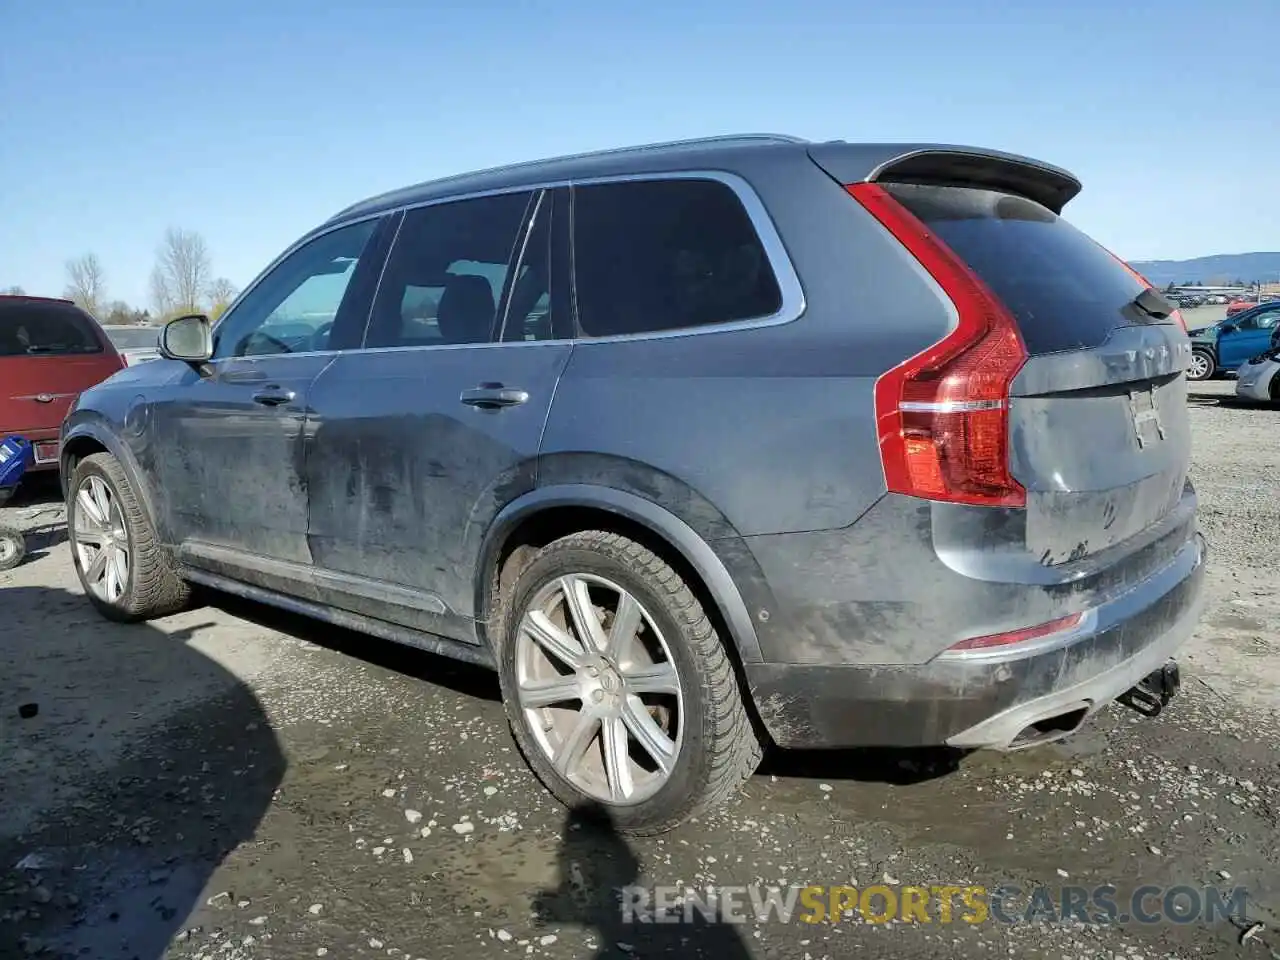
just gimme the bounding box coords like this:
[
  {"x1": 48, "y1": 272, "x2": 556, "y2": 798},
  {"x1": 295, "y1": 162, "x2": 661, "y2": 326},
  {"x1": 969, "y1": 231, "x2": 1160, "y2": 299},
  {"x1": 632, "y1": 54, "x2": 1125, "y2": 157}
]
[
  {"x1": 847, "y1": 183, "x2": 1027, "y2": 508},
  {"x1": 945, "y1": 612, "x2": 1085, "y2": 653}
]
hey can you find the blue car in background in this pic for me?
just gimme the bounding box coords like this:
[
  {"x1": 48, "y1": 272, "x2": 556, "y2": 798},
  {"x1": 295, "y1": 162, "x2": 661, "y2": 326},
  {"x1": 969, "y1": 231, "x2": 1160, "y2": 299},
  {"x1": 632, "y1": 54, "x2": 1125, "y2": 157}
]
[{"x1": 1188, "y1": 301, "x2": 1280, "y2": 380}]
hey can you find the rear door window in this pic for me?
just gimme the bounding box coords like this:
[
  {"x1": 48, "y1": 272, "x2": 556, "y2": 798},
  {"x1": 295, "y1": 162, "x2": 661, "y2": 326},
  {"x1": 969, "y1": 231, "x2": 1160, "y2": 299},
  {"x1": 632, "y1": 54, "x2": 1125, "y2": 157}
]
[
  {"x1": 0, "y1": 299, "x2": 104, "y2": 356},
  {"x1": 364, "y1": 191, "x2": 534, "y2": 349},
  {"x1": 882, "y1": 183, "x2": 1149, "y2": 355},
  {"x1": 571, "y1": 178, "x2": 783, "y2": 338}
]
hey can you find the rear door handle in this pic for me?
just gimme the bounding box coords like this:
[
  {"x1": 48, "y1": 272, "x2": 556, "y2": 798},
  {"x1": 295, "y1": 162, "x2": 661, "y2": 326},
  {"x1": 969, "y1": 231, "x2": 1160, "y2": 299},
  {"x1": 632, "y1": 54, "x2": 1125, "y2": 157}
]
[
  {"x1": 252, "y1": 388, "x2": 296, "y2": 407},
  {"x1": 460, "y1": 384, "x2": 529, "y2": 409}
]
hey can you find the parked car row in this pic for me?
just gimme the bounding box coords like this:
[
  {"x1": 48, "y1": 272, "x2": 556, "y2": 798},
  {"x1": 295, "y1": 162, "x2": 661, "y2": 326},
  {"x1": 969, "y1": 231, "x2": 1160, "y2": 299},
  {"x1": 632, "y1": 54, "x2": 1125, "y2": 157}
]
[{"x1": 1187, "y1": 300, "x2": 1280, "y2": 382}]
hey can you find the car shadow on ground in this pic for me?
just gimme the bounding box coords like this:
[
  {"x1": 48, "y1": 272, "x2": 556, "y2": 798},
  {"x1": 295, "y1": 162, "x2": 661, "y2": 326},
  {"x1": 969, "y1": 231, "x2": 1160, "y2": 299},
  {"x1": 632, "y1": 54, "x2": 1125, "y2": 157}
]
[
  {"x1": 200, "y1": 587, "x2": 975, "y2": 787},
  {"x1": 0, "y1": 586, "x2": 286, "y2": 959},
  {"x1": 534, "y1": 804, "x2": 754, "y2": 959},
  {"x1": 203, "y1": 589, "x2": 503, "y2": 703}
]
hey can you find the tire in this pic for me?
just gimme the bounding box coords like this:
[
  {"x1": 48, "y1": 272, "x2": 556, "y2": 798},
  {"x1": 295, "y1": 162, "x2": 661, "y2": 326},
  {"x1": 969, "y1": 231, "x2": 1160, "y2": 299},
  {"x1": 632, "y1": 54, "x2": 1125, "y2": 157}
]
[
  {"x1": 68, "y1": 452, "x2": 190, "y2": 622},
  {"x1": 497, "y1": 530, "x2": 762, "y2": 835},
  {"x1": 1187, "y1": 349, "x2": 1215, "y2": 382},
  {"x1": 0, "y1": 526, "x2": 24, "y2": 570}
]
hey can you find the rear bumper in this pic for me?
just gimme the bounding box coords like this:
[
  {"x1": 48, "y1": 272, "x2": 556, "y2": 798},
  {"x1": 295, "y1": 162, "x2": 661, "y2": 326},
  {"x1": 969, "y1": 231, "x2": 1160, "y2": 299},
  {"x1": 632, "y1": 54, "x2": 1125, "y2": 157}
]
[{"x1": 744, "y1": 532, "x2": 1207, "y2": 749}]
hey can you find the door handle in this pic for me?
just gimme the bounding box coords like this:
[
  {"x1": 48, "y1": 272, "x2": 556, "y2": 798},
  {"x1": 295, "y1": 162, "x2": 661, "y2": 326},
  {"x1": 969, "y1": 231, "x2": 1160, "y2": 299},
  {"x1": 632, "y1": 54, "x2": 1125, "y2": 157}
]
[
  {"x1": 460, "y1": 384, "x2": 529, "y2": 409},
  {"x1": 252, "y1": 388, "x2": 296, "y2": 407}
]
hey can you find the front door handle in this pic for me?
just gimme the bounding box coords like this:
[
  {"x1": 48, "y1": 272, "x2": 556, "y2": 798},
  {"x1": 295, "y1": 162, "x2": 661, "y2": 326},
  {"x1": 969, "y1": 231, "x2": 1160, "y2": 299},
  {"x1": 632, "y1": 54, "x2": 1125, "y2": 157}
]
[
  {"x1": 460, "y1": 384, "x2": 529, "y2": 409},
  {"x1": 252, "y1": 388, "x2": 296, "y2": 407}
]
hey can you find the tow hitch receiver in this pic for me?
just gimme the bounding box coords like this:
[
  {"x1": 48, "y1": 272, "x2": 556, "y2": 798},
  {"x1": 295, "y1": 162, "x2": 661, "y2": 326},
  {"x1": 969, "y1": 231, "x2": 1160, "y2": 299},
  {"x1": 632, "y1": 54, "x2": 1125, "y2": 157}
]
[{"x1": 1117, "y1": 660, "x2": 1181, "y2": 718}]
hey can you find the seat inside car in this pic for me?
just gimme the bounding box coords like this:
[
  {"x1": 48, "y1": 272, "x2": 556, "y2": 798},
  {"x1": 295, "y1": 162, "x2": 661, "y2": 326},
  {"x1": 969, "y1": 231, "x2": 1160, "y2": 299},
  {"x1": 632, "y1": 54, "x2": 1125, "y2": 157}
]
[{"x1": 435, "y1": 274, "x2": 496, "y2": 344}]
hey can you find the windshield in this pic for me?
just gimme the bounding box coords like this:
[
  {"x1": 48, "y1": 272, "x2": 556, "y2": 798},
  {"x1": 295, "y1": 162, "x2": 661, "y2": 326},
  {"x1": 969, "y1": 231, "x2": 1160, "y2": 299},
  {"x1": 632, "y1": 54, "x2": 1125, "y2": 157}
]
[
  {"x1": 0, "y1": 299, "x2": 104, "y2": 357},
  {"x1": 104, "y1": 327, "x2": 162, "y2": 350}
]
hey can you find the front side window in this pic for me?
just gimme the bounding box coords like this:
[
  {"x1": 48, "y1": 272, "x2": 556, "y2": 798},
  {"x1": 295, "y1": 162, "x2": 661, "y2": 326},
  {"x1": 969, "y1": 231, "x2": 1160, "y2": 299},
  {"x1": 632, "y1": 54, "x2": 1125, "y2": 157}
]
[
  {"x1": 365, "y1": 191, "x2": 533, "y2": 349},
  {"x1": 572, "y1": 178, "x2": 783, "y2": 338},
  {"x1": 212, "y1": 219, "x2": 378, "y2": 360}
]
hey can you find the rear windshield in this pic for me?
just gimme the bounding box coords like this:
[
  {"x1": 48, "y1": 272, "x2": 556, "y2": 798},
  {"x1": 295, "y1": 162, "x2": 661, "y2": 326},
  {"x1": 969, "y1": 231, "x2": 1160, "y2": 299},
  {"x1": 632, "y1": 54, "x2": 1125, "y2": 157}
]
[
  {"x1": 0, "y1": 299, "x2": 104, "y2": 357},
  {"x1": 882, "y1": 183, "x2": 1148, "y2": 355}
]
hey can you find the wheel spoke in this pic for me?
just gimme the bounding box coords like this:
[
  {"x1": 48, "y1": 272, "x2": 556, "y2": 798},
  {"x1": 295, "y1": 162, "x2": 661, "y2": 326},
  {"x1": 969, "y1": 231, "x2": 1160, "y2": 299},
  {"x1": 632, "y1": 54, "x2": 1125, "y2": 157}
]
[
  {"x1": 90, "y1": 478, "x2": 112, "y2": 525},
  {"x1": 605, "y1": 592, "x2": 643, "y2": 666},
  {"x1": 85, "y1": 546, "x2": 109, "y2": 584},
  {"x1": 561, "y1": 576, "x2": 608, "y2": 651},
  {"x1": 110, "y1": 546, "x2": 129, "y2": 596},
  {"x1": 523, "y1": 610, "x2": 586, "y2": 669},
  {"x1": 621, "y1": 697, "x2": 676, "y2": 774},
  {"x1": 601, "y1": 715, "x2": 634, "y2": 801},
  {"x1": 553, "y1": 708, "x2": 600, "y2": 777},
  {"x1": 77, "y1": 487, "x2": 106, "y2": 527},
  {"x1": 105, "y1": 549, "x2": 123, "y2": 600},
  {"x1": 623, "y1": 661, "x2": 680, "y2": 697},
  {"x1": 519, "y1": 675, "x2": 581, "y2": 708},
  {"x1": 74, "y1": 526, "x2": 107, "y2": 548}
]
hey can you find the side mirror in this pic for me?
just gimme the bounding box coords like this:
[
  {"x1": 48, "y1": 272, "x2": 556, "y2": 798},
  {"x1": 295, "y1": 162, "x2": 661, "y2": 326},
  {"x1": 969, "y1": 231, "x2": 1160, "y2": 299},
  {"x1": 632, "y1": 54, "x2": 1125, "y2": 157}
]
[
  {"x1": 161, "y1": 314, "x2": 213, "y2": 363},
  {"x1": 1220, "y1": 322, "x2": 1238, "y2": 335}
]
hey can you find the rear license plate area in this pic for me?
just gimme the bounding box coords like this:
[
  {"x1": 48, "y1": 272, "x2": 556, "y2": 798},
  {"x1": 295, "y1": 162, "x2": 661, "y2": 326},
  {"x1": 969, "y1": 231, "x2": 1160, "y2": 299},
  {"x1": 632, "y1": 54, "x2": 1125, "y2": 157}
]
[{"x1": 33, "y1": 441, "x2": 59, "y2": 464}]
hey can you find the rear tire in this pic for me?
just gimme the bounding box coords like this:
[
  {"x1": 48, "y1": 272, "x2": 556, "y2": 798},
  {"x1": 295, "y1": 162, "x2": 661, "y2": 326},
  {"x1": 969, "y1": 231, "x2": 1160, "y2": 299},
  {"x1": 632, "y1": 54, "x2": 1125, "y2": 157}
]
[
  {"x1": 1187, "y1": 349, "x2": 1214, "y2": 382},
  {"x1": 497, "y1": 530, "x2": 762, "y2": 836},
  {"x1": 68, "y1": 453, "x2": 190, "y2": 622}
]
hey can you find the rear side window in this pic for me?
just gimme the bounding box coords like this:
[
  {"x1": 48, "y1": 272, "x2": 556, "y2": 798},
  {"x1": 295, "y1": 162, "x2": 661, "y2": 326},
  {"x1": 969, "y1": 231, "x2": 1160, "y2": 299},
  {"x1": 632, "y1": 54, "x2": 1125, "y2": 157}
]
[
  {"x1": 572, "y1": 179, "x2": 782, "y2": 338},
  {"x1": 882, "y1": 184, "x2": 1147, "y2": 355},
  {"x1": 0, "y1": 299, "x2": 104, "y2": 357}
]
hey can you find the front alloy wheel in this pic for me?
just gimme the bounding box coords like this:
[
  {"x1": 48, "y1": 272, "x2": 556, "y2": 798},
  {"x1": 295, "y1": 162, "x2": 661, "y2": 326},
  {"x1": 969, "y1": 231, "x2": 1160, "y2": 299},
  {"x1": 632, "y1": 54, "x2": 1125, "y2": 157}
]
[
  {"x1": 1187, "y1": 350, "x2": 1213, "y2": 381},
  {"x1": 73, "y1": 475, "x2": 131, "y2": 603}
]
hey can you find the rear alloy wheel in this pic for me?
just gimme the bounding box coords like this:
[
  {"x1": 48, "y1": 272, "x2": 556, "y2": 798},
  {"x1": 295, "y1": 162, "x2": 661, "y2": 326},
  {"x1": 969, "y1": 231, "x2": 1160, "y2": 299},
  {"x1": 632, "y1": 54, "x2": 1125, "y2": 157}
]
[
  {"x1": 498, "y1": 531, "x2": 762, "y2": 835},
  {"x1": 69, "y1": 453, "x2": 190, "y2": 622},
  {"x1": 1187, "y1": 349, "x2": 1214, "y2": 381},
  {"x1": 0, "y1": 526, "x2": 25, "y2": 571}
]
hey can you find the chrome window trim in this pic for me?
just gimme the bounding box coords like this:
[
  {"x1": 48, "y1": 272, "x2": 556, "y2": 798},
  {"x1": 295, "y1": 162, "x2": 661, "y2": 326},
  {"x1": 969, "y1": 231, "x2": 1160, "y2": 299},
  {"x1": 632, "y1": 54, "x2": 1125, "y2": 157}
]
[{"x1": 215, "y1": 170, "x2": 805, "y2": 361}]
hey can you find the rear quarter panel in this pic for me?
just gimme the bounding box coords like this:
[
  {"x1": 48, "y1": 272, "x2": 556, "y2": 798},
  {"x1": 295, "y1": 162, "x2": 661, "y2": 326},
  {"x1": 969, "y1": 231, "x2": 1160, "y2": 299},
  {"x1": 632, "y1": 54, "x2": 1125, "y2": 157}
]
[{"x1": 540, "y1": 150, "x2": 956, "y2": 539}]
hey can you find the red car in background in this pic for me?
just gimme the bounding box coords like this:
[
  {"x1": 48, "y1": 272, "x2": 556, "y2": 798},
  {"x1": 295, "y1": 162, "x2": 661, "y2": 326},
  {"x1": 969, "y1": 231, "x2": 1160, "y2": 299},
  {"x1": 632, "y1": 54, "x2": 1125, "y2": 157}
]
[
  {"x1": 0, "y1": 296, "x2": 125, "y2": 482},
  {"x1": 1227, "y1": 299, "x2": 1259, "y2": 316}
]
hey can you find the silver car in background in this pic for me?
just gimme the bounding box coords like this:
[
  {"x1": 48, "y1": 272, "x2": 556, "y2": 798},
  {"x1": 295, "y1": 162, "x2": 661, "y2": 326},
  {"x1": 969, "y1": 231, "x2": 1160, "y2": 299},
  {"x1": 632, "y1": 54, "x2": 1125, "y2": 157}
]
[
  {"x1": 1235, "y1": 348, "x2": 1280, "y2": 402},
  {"x1": 102, "y1": 326, "x2": 162, "y2": 366}
]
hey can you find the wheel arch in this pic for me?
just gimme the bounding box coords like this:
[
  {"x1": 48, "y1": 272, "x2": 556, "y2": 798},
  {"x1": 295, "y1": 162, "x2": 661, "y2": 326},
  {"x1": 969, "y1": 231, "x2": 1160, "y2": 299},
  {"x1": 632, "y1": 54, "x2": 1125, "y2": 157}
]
[
  {"x1": 61, "y1": 418, "x2": 164, "y2": 542},
  {"x1": 475, "y1": 485, "x2": 765, "y2": 665}
]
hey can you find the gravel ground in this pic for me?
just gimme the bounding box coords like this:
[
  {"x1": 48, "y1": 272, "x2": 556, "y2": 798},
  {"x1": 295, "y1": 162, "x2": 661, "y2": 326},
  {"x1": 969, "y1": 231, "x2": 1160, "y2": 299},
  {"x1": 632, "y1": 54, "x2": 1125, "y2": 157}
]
[{"x1": 1, "y1": 380, "x2": 1277, "y2": 960}]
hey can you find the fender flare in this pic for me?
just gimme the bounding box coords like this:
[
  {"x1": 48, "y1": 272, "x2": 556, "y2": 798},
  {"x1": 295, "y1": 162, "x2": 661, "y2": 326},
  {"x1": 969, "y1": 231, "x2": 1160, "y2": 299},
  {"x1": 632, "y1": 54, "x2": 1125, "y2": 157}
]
[
  {"x1": 61, "y1": 417, "x2": 166, "y2": 542},
  {"x1": 475, "y1": 484, "x2": 764, "y2": 663}
]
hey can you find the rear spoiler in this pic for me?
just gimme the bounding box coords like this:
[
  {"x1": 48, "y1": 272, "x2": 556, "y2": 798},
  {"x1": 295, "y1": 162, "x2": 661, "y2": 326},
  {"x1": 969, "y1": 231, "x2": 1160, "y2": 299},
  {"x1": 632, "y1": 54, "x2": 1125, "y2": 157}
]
[{"x1": 807, "y1": 142, "x2": 1082, "y2": 215}]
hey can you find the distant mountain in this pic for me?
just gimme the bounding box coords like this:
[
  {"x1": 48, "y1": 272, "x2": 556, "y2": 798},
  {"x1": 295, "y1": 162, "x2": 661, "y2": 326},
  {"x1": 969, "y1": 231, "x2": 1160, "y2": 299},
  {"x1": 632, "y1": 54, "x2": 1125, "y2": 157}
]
[{"x1": 1128, "y1": 252, "x2": 1280, "y2": 287}]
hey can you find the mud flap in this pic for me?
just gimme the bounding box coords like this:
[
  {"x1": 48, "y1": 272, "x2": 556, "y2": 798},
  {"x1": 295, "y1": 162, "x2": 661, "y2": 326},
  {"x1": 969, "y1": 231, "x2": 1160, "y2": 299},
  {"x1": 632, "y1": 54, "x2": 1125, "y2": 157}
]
[{"x1": 1116, "y1": 660, "x2": 1180, "y2": 717}]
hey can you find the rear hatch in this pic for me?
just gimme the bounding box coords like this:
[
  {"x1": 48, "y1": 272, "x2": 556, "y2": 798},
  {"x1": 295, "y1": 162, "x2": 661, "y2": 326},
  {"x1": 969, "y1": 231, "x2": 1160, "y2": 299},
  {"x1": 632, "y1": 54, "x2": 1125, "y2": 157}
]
[
  {"x1": 875, "y1": 180, "x2": 1193, "y2": 571},
  {"x1": 0, "y1": 298, "x2": 124, "y2": 439}
]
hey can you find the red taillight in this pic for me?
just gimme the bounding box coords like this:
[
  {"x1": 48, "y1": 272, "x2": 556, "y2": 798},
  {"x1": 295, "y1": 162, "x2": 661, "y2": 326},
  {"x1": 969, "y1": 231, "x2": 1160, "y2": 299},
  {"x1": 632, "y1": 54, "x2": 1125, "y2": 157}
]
[
  {"x1": 946, "y1": 612, "x2": 1084, "y2": 653},
  {"x1": 846, "y1": 183, "x2": 1027, "y2": 508}
]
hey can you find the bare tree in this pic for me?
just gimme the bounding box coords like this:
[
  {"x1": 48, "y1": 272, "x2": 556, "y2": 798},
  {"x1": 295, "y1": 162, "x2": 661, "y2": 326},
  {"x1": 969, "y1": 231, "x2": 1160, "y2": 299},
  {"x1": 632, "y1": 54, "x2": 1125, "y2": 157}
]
[
  {"x1": 2, "y1": 285, "x2": 24, "y2": 295},
  {"x1": 64, "y1": 254, "x2": 106, "y2": 317},
  {"x1": 152, "y1": 227, "x2": 211, "y2": 316},
  {"x1": 207, "y1": 276, "x2": 239, "y2": 318}
]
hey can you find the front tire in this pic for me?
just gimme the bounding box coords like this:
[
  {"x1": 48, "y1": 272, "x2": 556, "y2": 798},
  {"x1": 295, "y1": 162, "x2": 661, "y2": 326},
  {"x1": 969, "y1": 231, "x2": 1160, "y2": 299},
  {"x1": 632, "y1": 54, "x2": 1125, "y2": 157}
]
[
  {"x1": 68, "y1": 453, "x2": 190, "y2": 622},
  {"x1": 1187, "y1": 349, "x2": 1215, "y2": 382},
  {"x1": 497, "y1": 531, "x2": 762, "y2": 835}
]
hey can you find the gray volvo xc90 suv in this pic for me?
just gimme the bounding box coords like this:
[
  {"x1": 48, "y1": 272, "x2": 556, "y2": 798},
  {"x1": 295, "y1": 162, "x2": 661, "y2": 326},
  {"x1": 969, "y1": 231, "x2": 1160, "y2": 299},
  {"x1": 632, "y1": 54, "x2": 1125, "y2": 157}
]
[{"x1": 62, "y1": 134, "x2": 1206, "y2": 834}]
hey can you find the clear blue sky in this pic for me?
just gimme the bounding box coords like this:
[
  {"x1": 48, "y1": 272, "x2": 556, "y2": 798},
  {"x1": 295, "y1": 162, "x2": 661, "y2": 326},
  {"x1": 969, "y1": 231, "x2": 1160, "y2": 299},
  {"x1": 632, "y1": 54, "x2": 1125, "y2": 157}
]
[{"x1": 2, "y1": 0, "x2": 1277, "y2": 307}]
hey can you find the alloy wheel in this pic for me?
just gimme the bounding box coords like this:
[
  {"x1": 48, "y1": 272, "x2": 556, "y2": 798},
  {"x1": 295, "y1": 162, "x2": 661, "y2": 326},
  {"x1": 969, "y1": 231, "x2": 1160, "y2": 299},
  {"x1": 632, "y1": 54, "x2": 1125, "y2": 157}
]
[
  {"x1": 515, "y1": 574, "x2": 684, "y2": 805},
  {"x1": 1188, "y1": 352, "x2": 1212, "y2": 380},
  {"x1": 73, "y1": 476, "x2": 130, "y2": 604}
]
